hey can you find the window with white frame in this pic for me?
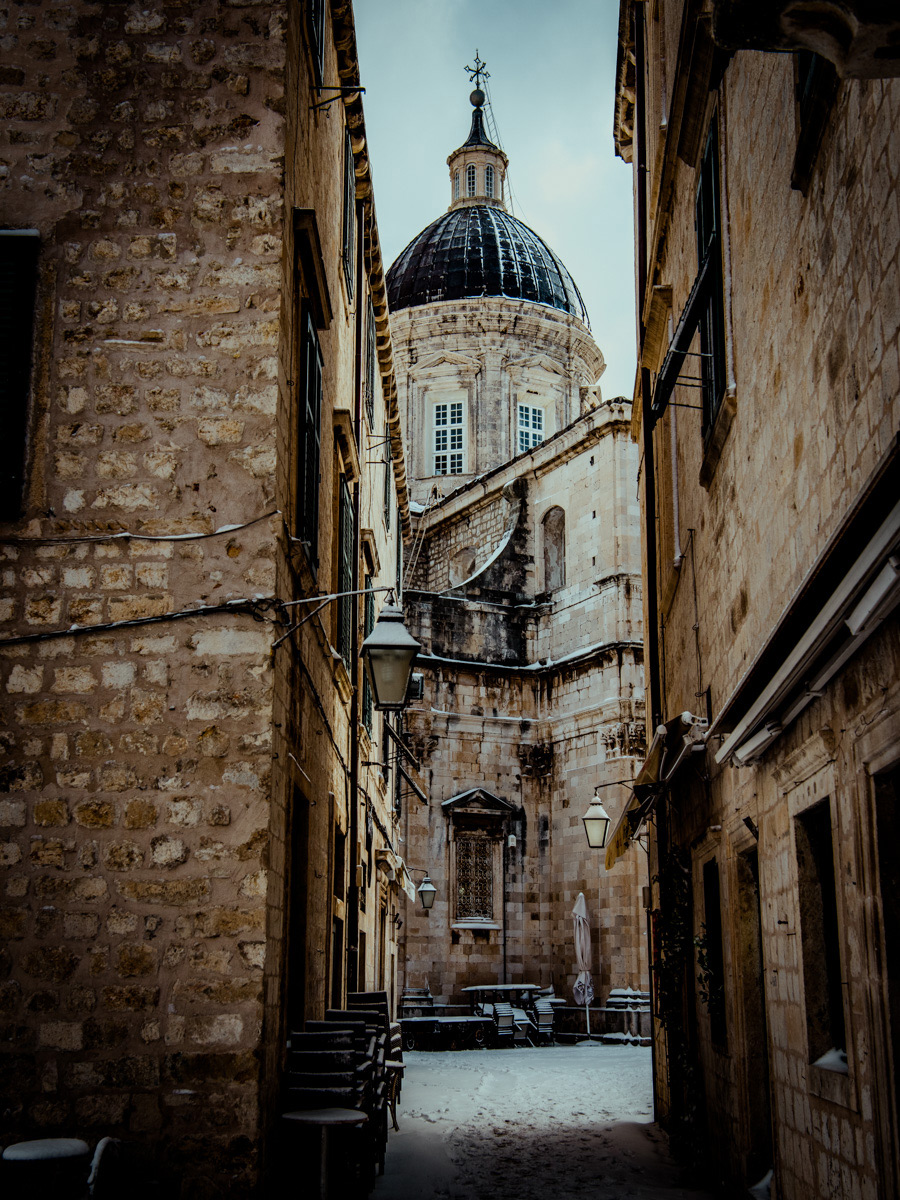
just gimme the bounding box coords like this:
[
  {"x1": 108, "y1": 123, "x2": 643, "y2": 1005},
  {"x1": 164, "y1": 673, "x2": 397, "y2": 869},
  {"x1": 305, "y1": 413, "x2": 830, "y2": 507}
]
[
  {"x1": 454, "y1": 171, "x2": 460, "y2": 200},
  {"x1": 434, "y1": 400, "x2": 465, "y2": 475},
  {"x1": 466, "y1": 164, "x2": 477, "y2": 197},
  {"x1": 485, "y1": 165, "x2": 494, "y2": 198},
  {"x1": 517, "y1": 402, "x2": 544, "y2": 453}
]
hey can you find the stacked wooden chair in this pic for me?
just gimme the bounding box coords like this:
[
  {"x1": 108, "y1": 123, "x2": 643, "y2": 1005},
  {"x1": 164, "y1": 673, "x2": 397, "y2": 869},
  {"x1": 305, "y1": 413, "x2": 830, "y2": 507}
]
[
  {"x1": 492, "y1": 1001, "x2": 515, "y2": 1045},
  {"x1": 346, "y1": 991, "x2": 406, "y2": 1131},
  {"x1": 533, "y1": 997, "x2": 556, "y2": 1044},
  {"x1": 281, "y1": 1021, "x2": 381, "y2": 1198}
]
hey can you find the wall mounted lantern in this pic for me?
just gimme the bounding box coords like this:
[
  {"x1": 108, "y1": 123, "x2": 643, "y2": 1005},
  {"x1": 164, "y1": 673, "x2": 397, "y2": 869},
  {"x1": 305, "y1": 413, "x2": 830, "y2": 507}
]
[
  {"x1": 406, "y1": 866, "x2": 437, "y2": 911},
  {"x1": 361, "y1": 594, "x2": 422, "y2": 711},
  {"x1": 416, "y1": 874, "x2": 437, "y2": 910},
  {"x1": 582, "y1": 791, "x2": 612, "y2": 850}
]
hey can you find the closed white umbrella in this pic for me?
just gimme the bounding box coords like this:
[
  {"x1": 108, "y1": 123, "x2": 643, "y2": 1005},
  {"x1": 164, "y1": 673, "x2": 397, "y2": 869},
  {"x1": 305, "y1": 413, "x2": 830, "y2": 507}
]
[{"x1": 572, "y1": 892, "x2": 595, "y2": 1036}]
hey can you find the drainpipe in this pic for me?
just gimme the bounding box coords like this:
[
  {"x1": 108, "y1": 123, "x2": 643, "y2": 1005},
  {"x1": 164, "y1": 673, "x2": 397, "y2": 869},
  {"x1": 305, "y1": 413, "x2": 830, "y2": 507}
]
[
  {"x1": 347, "y1": 198, "x2": 365, "y2": 997},
  {"x1": 634, "y1": 0, "x2": 661, "y2": 1125}
]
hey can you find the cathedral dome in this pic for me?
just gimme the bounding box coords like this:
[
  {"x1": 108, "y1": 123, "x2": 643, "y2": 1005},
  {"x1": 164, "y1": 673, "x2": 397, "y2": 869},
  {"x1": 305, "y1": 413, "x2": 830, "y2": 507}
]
[{"x1": 386, "y1": 205, "x2": 590, "y2": 326}]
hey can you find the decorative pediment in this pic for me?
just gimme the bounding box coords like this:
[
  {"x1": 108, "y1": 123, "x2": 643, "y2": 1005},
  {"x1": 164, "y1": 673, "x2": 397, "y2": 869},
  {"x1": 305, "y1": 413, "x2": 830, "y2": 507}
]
[
  {"x1": 441, "y1": 788, "x2": 515, "y2": 818},
  {"x1": 504, "y1": 353, "x2": 570, "y2": 379},
  {"x1": 410, "y1": 351, "x2": 482, "y2": 380}
]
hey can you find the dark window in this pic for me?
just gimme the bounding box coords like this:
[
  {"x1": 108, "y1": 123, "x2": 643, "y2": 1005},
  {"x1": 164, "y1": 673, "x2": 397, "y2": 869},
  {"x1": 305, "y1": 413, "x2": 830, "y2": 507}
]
[
  {"x1": 297, "y1": 307, "x2": 323, "y2": 576},
  {"x1": 701, "y1": 859, "x2": 728, "y2": 1048},
  {"x1": 795, "y1": 799, "x2": 846, "y2": 1066},
  {"x1": 0, "y1": 231, "x2": 39, "y2": 520},
  {"x1": 342, "y1": 129, "x2": 356, "y2": 297},
  {"x1": 792, "y1": 52, "x2": 838, "y2": 194},
  {"x1": 362, "y1": 574, "x2": 374, "y2": 735},
  {"x1": 306, "y1": 0, "x2": 326, "y2": 85},
  {"x1": 333, "y1": 822, "x2": 346, "y2": 900},
  {"x1": 383, "y1": 423, "x2": 392, "y2": 532},
  {"x1": 695, "y1": 123, "x2": 727, "y2": 437},
  {"x1": 337, "y1": 474, "x2": 354, "y2": 666},
  {"x1": 364, "y1": 298, "x2": 376, "y2": 426}
]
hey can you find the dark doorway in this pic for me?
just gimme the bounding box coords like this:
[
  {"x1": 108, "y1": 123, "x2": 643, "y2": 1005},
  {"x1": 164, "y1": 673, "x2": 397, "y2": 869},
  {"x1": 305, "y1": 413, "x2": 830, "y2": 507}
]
[
  {"x1": 736, "y1": 847, "x2": 773, "y2": 1185},
  {"x1": 874, "y1": 763, "x2": 900, "y2": 1166},
  {"x1": 286, "y1": 786, "x2": 310, "y2": 1033}
]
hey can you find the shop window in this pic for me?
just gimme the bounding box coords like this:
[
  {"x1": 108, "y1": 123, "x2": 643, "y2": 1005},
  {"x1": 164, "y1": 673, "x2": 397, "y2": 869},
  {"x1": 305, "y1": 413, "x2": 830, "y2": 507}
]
[
  {"x1": 297, "y1": 307, "x2": 323, "y2": 576},
  {"x1": 0, "y1": 230, "x2": 39, "y2": 520},
  {"x1": 795, "y1": 798, "x2": 847, "y2": 1067},
  {"x1": 434, "y1": 400, "x2": 465, "y2": 475},
  {"x1": 695, "y1": 122, "x2": 727, "y2": 437}
]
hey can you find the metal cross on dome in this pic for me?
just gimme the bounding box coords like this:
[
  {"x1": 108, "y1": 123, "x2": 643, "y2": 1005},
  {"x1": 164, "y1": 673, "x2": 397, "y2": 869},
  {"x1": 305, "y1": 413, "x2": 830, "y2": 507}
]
[{"x1": 465, "y1": 51, "x2": 490, "y2": 89}]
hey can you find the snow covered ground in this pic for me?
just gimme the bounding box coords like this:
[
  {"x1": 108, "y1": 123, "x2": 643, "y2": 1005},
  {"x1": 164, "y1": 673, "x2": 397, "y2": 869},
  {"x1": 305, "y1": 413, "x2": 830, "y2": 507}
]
[{"x1": 373, "y1": 1044, "x2": 716, "y2": 1200}]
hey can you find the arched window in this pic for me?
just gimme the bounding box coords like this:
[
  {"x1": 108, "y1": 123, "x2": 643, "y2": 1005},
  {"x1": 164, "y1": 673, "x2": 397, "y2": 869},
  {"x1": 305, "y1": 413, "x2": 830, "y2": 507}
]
[
  {"x1": 541, "y1": 507, "x2": 565, "y2": 592},
  {"x1": 485, "y1": 165, "x2": 494, "y2": 198},
  {"x1": 454, "y1": 170, "x2": 460, "y2": 200},
  {"x1": 466, "y1": 164, "x2": 477, "y2": 197}
]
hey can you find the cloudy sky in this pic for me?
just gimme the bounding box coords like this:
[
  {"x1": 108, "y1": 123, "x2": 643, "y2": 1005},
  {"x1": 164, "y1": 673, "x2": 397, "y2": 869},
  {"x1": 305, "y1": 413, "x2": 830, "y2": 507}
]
[{"x1": 353, "y1": 0, "x2": 637, "y2": 400}]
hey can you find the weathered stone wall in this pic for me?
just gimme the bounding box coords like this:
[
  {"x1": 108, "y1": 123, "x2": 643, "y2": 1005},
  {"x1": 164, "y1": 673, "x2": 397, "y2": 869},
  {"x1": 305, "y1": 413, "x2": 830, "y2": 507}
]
[
  {"x1": 0, "y1": 4, "x2": 287, "y2": 1191},
  {"x1": 0, "y1": 2, "x2": 407, "y2": 1194},
  {"x1": 618, "y1": 1, "x2": 900, "y2": 1192}
]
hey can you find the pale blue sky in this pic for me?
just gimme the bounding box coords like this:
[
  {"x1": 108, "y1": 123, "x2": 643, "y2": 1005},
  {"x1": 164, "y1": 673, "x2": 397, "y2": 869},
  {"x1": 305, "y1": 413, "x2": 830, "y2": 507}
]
[{"x1": 353, "y1": 0, "x2": 637, "y2": 401}]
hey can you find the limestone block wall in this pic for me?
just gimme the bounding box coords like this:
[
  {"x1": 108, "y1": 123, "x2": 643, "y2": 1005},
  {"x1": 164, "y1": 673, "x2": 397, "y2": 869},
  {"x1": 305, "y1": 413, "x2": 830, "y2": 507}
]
[
  {"x1": 0, "y1": 4, "x2": 288, "y2": 1190},
  {"x1": 617, "y1": 1, "x2": 900, "y2": 1192},
  {"x1": 0, "y1": 1, "x2": 409, "y2": 1193}
]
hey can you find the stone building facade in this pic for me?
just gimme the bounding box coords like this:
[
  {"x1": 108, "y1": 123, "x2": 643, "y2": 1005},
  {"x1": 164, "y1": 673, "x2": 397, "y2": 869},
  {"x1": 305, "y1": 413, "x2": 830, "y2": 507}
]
[
  {"x1": 0, "y1": 2, "x2": 411, "y2": 1194},
  {"x1": 614, "y1": 1, "x2": 900, "y2": 1195},
  {"x1": 386, "y1": 94, "x2": 648, "y2": 1011}
]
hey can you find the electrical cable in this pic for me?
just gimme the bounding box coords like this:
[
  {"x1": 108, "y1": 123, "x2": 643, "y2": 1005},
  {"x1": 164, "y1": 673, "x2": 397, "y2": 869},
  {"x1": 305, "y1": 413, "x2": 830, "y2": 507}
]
[{"x1": 0, "y1": 509, "x2": 281, "y2": 546}]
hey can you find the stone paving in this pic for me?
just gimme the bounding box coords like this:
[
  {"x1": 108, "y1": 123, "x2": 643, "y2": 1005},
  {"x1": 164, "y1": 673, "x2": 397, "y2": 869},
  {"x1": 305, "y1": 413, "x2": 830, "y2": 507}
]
[{"x1": 373, "y1": 1045, "x2": 717, "y2": 1200}]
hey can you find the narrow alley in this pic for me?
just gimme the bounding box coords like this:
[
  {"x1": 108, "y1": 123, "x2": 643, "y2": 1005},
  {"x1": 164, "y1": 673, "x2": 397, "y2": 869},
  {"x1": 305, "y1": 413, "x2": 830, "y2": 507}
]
[{"x1": 373, "y1": 1046, "x2": 717, "y2": 1200}]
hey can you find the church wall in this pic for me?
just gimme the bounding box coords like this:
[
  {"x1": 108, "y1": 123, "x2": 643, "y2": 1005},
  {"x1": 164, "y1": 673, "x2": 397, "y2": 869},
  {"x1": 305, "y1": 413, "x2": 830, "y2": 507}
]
[{"x1": 391, "y1": 299, "x2": 605, "y2": 504}]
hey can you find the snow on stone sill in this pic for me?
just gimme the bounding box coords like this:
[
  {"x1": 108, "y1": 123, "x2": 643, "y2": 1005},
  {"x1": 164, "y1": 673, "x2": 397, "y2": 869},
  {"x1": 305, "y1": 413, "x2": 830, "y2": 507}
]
[
  {"x1": 451, "y1": 922, "x2": 500, "y2": 932},
  {"x1": 415, "y1": 638, "x2": 622, "y2": 673},
  {"x1": 429, "y1": 707, "x2": 536, "y2": 723},
  {"x1": 812, "y1": 1047, "x2": 849, "y2": 1074}
]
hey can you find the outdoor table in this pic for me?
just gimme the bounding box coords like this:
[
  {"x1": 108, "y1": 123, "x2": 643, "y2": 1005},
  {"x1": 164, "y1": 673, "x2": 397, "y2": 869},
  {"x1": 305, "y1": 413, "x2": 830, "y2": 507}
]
[
  {"x1": 281, "y1": 1107, "x2": 368, "y2": 1200},
  {"x1": 2, "y1": 1138, "x2": 91, "y2": 1199}
]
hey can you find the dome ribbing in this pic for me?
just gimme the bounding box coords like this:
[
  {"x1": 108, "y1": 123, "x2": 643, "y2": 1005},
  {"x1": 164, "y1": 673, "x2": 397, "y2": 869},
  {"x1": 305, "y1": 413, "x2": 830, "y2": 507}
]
[{"x1": 386, "y1": 205, "x2": 590, "y2": 326}]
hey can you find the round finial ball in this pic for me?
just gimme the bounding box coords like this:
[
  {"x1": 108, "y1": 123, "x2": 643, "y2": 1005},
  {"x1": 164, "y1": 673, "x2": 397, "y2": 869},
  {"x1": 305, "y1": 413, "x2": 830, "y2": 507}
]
[{"x1": 470, "y1": 87, "x2": 485, "y2": 108}]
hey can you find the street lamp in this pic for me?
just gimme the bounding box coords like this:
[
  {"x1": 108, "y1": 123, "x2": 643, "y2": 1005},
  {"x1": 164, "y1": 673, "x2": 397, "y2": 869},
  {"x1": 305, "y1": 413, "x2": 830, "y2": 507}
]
[
  {"x1": 361, "y1": 595, "x2": 422, "y2": 711},
  {"x1": 416, "y1": 874, "x2": 437, "y2": 911},
  {"x1": 582, "y1": 792, "x2": 612, "y2": 850}
]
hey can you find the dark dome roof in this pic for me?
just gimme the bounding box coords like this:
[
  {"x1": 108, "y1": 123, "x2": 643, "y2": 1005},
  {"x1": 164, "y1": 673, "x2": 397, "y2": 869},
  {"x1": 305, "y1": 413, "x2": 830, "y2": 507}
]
[{"x1": 386, "y1": 205, "x2": 590, "y2": 326}]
